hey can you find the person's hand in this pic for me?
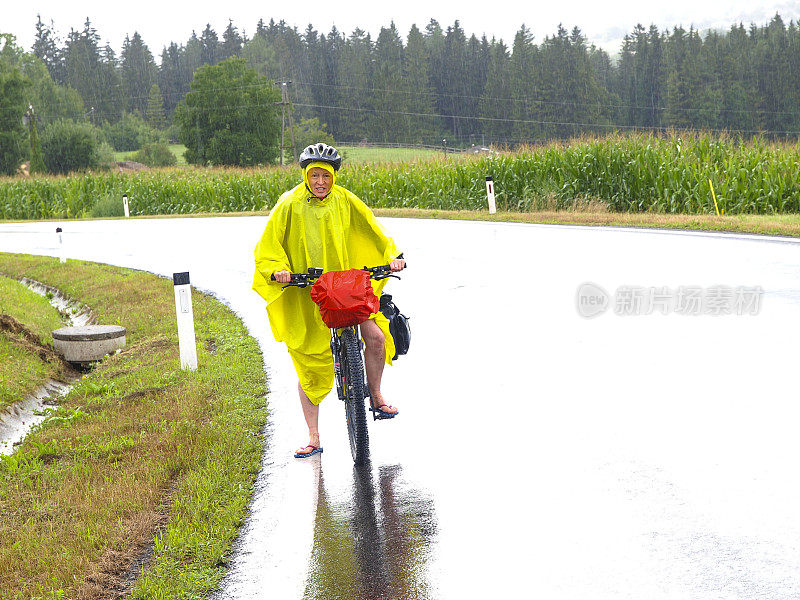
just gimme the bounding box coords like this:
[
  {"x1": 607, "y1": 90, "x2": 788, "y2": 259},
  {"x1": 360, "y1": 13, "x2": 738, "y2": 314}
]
[
  {"x1": 389, "y1": 259, "x2": 405, "y2": 273},
  {"x1": 273, "y1": 270, "x2": 291, "y2": 283}
]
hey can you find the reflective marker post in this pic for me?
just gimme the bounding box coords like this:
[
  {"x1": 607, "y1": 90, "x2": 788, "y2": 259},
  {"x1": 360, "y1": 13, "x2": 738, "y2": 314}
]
[
  {"x1": 485, "y1": 176, "x2": 497, "y2": 214},
  {"x1": 173, "y1": 272, "x2": 198, "y2": 371},
  {"x1": 56, "y1": 227, "x2": 66, "y2": 263},
  {"x1": 122, "y1": 194, "x2": 130, "y2": 218}
]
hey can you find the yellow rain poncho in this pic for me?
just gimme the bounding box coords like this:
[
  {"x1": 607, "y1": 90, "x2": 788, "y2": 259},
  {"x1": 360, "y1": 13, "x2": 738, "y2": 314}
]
[{"x1": 252, "y1": 169, "x2": 400, "y2": 405}]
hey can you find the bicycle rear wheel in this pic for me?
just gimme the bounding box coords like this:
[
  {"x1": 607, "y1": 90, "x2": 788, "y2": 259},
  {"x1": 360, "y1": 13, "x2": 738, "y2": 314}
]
[{"x1": 340, "y1": 327, "x2": 369, "y2": 463}]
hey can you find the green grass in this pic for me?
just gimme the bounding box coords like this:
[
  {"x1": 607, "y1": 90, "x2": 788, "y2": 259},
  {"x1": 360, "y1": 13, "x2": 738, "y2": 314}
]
[
  {"x1": 0, "y1": 275, "x2": 69, "y2": 411},
  {"x1": 0, "y1": 253, "x2": 268, "y2": 600},
  {"x1": 0, "y1": 275, "x2": 66, "y2": 345},
  {"x1": 372, "y1": 207, "x2": 800, "y2": 237},
  {"x1": 168, "y1": 144, "x2": 187, "y2": 166},
  {"x1": 339, "y1": 145, "x2": 444, "y2": 164},
  {"x1": 113, "y1": 144, "x2": 187, "y2": 167}
]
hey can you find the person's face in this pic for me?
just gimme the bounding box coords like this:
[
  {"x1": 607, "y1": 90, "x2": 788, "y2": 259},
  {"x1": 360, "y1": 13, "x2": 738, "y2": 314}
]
[{"x1": 308, "y1": 167, "x2": 333, "y2": 198}]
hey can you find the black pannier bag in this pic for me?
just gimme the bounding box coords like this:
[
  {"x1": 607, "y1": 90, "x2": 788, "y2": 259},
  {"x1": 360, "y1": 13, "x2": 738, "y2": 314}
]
[{"x1": 379, "y1": 294, "x2": 410, "y2": 360}]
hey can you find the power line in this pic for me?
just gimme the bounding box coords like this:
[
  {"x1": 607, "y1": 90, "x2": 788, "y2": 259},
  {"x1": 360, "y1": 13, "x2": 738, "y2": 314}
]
[
  {"x1": 291, "y1": 101, "x2": 800, "y2": 136},
  {"x1": 6, "y1": 96, "x2": 800, "y2": 138},
  {"x1": 70, "y1": 74, "x2": 800, "y2": 122}
]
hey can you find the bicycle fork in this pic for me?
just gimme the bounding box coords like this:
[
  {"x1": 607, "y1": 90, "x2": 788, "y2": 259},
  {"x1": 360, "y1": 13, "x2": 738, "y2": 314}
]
[{"x1": 331, "y1": 327, "x2": 369, "y2": 402}]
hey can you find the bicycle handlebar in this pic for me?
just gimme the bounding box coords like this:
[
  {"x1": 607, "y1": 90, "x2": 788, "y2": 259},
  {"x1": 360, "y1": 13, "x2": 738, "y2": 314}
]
[{"x1": 271, "y1": 263, "x2": 405, "y2": 289}]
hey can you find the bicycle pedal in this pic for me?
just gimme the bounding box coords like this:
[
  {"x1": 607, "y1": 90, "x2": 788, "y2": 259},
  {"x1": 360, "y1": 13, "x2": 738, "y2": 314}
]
[{"x1": 369, "y1": 406, "x2": 397, "y2": 421}]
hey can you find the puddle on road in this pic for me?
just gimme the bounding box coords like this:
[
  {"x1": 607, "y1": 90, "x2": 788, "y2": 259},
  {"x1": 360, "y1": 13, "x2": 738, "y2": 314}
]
[
  {"x1": 304, "y1": 463, "x2": 437, "y2": 600},
  {"x1": 0, "y1": 278, "x2": 92, "y2": 454}
]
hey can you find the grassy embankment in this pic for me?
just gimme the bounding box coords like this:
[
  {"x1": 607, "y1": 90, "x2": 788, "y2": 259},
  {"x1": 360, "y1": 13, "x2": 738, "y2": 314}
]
[
  {"x1": 371, "y1": 207, "x2": 800, "y2": 237},
  {"x1": 0, "y1": 276, "x2": 72, "y2": 412},
  {"x1": 0, "y1": 254, "x2": 268, "y2": 600}
]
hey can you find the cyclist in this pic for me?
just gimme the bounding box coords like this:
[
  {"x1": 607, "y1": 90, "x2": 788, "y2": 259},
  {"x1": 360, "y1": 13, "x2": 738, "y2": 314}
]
[{"x1": 253, "y1": 142, "x2": 406, "y2": 458}]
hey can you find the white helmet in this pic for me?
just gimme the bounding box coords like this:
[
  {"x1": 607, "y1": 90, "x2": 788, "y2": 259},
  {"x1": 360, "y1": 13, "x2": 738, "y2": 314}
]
[{"x1": 299, "y1": 142, "x2": 342, "y2": 171}]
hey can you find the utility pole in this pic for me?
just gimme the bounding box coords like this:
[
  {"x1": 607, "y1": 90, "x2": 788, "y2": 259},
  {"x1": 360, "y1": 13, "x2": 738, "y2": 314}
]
[
  {"x1": 274, "y1": 81, "x2": 297, "y2": 166},
  {"x1": 26, "y1": 104, "x2": 45, "y2": 175}
]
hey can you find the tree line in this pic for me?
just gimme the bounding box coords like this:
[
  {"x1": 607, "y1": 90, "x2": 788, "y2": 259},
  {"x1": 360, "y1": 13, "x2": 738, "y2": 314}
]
[{"x1": 2, "y1": 13, "x2": 800, "y2": 165}]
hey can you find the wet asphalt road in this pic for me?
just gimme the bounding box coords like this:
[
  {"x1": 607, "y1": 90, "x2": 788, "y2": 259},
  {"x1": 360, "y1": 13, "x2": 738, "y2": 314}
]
[{"x1": 2, "y1": 217, "x2": 800, "y2": 599}]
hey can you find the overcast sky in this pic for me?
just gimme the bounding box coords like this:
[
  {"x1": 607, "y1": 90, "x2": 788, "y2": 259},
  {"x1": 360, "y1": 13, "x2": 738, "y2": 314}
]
[{"x1": 4, "y1": 0, "x2": 800, "y2": 57}]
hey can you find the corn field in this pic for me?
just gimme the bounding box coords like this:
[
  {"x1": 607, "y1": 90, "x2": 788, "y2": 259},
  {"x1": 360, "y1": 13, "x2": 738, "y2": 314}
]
[{"x1": 1, "y1": 133, "x2": 799, "y2": 220}]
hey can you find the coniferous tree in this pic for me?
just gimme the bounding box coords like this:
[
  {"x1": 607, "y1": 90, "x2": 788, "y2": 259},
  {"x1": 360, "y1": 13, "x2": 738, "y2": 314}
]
[
  {"x1": 714, "y1": 24, "x2": 761, "y2": 133},
  {"x1": 100, "y1": 43, "x2": 124, "y2": 121},
  {"x1": 183, "y1": 32, "x2": 203, "y2": 80},
  {"x1": 32, "y1": 15, "x2": 64, "y2": 84},
  {"x1": 145, "y1": 83, "x2": 166, "y2": 129},
  {"x1": 121, "y1": 32, "x2": 157, "y2": 116},
  {"x1": 509, "y1": 25, "x2": 536, "y2": 143},
  {"x1": 440, "y1": 22, "x2": 471, "y2": 142},
  {"x1": 300, "y1": 24, "x2": 322, "y2": 126},
  {"x1": 242, "y1": 31, "x2": 279, "y2": 79},
  {"x1": 200, "y1": 24, "x2": 220, "y2": 65},
  {"x1": 424, "y1": 19, "x2": 447, "y2": 139},
  {"x1": 158, "y1": 43, "x2": 184, "y2": 119},
  {"x1": 480, "y1": 38, "x2": 513, "y2": 144},
  {"x1": 13, "y1": 12, "x2": 800, "y2": 146},
  {"x1": 588, "y1": 44, "x2": 617, "y2": 126},
  {"x1": 63, "y1": 19, "x2": 123, "y2": 123},
  {"x1": 263, "y1": 21, "x2": 310, "y2": 124},
  {"x1": 370, "y1": 23, "x2": 406, "y2": 142},
  {"x1": 755, "y1": 14, "x2": 794, "y2": 135},
  {"x1": 221, "y1": 20, "x2": 244, "y2": 60},
  {"x1": 338, "y1": 28, "x2": 373, "y2": 141},
  {"x1": 664, "y1": 27, "x2": 717, "y2": 129},
  {"x1": 320, "y1": 26, "x2": 345, "y2": 136},
  {"x1": 404, "y1": 25, "x2": 436, "y2": 144}
]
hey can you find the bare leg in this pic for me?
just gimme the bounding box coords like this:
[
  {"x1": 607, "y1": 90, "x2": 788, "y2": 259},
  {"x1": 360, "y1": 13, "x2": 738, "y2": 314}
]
[
  {"x1": 297, "y1": 382, "x2": 321, "y2": 453},
  {"x1": 360, "y1": 319, "x2": 398, "y2": 414}
]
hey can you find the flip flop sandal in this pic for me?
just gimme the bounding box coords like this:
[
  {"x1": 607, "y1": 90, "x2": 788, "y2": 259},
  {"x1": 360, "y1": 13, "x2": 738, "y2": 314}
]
[
  {"x1": 369, "y1": 404, "x2": 398, "y2": 420},
  {"x1": 294, "y1": 445, "x2": 323, "y2": 458}
]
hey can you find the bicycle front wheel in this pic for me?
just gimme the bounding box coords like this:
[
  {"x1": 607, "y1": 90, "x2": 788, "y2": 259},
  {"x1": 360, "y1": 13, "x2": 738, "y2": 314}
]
[{"x1": 340, "y1": 327, "x2": 369, "y2": 464}]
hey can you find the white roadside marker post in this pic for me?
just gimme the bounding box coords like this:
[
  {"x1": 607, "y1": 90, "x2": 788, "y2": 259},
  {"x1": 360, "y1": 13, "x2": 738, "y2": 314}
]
[
  {"x1": 173, "y1": 272, "x2": 198, "y2": 371},
  {"x1": 122, "y1": 193, "x2": 130, "y2": 218},
  {"x1": 56, "y1": 227, "x2": 66, "y2": 263},
  {"x1": 485, "y1": 176, "x2": 497, "y2": 214}
]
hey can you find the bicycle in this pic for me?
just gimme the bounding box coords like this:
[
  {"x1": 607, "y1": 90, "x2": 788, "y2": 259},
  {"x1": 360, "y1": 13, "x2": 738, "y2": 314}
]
[{"x1": 272, "y1": 264, "x2": 402, "y2": 464}]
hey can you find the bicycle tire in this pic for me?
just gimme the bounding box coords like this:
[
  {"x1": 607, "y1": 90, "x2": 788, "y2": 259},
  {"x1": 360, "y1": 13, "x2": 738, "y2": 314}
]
[{"x1": 340, "y1": 327, "x2": 369, "y2": 463}]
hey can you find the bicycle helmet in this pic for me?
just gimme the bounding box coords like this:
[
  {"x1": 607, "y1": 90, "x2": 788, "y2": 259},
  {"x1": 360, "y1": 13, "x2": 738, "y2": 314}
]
[{"x1": 299, "y1": 142, "x2": 342, "y2": 171}]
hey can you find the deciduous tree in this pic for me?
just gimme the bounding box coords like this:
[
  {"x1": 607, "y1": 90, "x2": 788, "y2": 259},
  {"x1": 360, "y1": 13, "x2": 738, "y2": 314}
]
[{"x1": 174, "y1": 57, "x2": 280, "y2": 165}]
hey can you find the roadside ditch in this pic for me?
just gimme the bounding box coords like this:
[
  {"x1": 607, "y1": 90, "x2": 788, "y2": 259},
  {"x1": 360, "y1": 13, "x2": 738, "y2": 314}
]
[{"x1": 0, "y1": 278, "x2": 94, "y2": 455}]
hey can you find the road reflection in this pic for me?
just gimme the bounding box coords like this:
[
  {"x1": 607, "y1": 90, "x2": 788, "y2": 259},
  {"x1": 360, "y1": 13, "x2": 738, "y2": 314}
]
[{"x1": 304, "y1": 462, "x2": 436, "y2": 600}]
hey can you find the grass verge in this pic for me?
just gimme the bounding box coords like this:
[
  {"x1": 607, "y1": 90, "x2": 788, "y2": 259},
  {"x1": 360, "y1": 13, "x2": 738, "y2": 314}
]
[
  {"x1": 371, "y1": 208, "x2": 800, "y2": 238},
  {"x1": 4, "y1": 206, "x2": 800, "y2": 238},
  {"x1": 0, "y1": 275, "x2": 72, "y2": 412},
  {"x1": 0, "y1": 253, "x2": 268, "y2": 600}
]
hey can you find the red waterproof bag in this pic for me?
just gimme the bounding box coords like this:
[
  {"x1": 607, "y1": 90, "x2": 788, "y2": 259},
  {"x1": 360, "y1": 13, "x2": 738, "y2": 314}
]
[{"x1": 310, "y1": 269, "x2": 380, "y2": 328}]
